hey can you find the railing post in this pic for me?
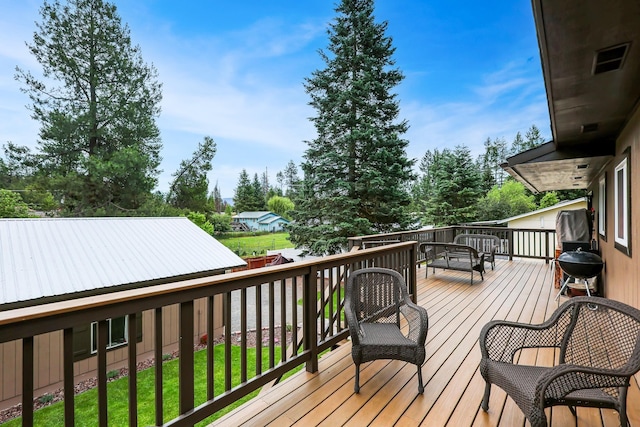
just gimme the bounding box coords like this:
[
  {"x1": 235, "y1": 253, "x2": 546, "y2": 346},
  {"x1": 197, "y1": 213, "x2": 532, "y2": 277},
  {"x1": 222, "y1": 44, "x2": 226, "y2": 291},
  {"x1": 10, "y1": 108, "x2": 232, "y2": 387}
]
[
  {"x1": 305, "y1": 266, "x2": 319, "y2": 373},
  {"x1": 410, "y1": 243, "x2": 418, "y2": 304},
  {"x1": 508, "y1": 229, "x2": 514, "y2": 261},
  {"x1": 545, "y1": 230, "x2": 550, "y2": 263}
]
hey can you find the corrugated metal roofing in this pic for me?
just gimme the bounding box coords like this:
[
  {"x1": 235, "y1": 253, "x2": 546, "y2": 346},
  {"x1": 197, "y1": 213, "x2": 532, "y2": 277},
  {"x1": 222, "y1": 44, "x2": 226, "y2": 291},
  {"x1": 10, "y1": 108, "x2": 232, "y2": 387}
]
[{"x1": 0, "y1": 217, "x2": 246, "y2": 306}]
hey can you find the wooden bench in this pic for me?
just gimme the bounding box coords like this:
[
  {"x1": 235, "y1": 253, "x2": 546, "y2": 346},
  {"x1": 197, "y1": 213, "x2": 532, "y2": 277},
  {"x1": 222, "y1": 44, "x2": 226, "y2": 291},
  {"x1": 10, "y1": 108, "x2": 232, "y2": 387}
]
[
  {"x1": 453, "y1": 233, "x2": 500, "y2": 270},
  {"x1": 419, "y1": 242, "x2": 485, "y2": 284}
]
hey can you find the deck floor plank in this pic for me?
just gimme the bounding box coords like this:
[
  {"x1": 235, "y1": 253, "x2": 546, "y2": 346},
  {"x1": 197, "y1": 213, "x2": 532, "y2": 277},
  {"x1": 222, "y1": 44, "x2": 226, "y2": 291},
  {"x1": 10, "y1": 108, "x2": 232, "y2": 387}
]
[{"x1": 211, "y1": 258, "x2": 640, "y2": 427}]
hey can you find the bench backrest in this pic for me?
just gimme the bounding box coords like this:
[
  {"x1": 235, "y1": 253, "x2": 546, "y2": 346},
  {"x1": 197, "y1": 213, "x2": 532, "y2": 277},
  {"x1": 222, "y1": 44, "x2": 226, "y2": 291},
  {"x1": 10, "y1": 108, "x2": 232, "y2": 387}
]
[{"x1": 453, "y1": 234, "x2": 499, "y2": 253}]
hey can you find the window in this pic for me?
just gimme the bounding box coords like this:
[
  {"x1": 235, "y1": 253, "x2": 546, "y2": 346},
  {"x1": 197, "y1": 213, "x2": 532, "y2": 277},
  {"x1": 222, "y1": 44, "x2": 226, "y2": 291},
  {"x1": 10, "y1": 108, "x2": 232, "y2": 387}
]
[
  {"x1": 91, "y1": 317, "x2": 128, "y2": 354},
  {"x1": 614, "y1": 150, "x2": 631, "y2": 255},
  {"x1": 598, "y1": 174, "x2": 606, "y2": 239}
]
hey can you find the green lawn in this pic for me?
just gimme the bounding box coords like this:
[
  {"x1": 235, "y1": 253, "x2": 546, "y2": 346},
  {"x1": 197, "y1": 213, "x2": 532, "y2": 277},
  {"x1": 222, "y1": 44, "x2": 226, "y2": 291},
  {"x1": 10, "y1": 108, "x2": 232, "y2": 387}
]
[
  {"x1": 216, "y1": 232, "x2": 293, "y2": 256},
  {"x1": 2, "y1": 345, "x2": 281, "y2": 427}
]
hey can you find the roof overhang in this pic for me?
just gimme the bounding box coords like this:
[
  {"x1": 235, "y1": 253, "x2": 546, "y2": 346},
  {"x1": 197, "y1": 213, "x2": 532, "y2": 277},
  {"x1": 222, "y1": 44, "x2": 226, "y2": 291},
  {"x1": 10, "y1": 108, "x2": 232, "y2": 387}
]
[
  {"x1": 502, "y1": 141, "x2": 613, "y2": 193},
  {"x1": 504, "y1": 0, "x2": 640, "y2": 192}
]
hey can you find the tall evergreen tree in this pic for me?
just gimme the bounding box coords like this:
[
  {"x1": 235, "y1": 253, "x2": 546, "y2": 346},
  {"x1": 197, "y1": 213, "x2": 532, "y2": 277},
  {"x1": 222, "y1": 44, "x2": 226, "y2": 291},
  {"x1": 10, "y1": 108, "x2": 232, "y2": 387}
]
[
  {"x1": 282, "y1": 160, "x2": 301, "y2": 198},
  {"x1": 423, "y1": 146, "x2": 481, "y2": 226},
  {"x1": 524, "y1": 124, "x2": 545, "y2": 148},
  {"x1": 16, "y1": 0, "x2": 162, "y2": 215},
  {"x1": 233, "y1": 169, "x2": 253, "y2": 212},
  {"x1": 211, "y1": 181, "x2": 225, "y2": 213},
  {"x1": 251, "y1": 173, "x2": 267, "y2": 210},
  {"x1": 289, "y1": 0, "x2": 414, "y2": 255},
  {"x1": 233, "y1": 170, "x2": 266, "y2": 212}
]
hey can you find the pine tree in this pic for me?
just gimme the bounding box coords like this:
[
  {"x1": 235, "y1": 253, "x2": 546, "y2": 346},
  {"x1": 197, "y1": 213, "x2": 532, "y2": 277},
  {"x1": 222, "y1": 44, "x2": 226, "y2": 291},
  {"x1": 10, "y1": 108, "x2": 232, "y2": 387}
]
[
  {"x1": 16, "y1": 0, "x2": 162, "y2": 215},
  {"x1": 251, "y1": 173, "x2": 267, "y2": 210},
  {"x1": 422, "y1": 146, "x2": 482, "y2": 226},
  {"x1": 289, "y1": 0, "x2": 414, "y2": 255},
  {"x1": 233, "y1": 169, "x2": 253, "y2": 212}
]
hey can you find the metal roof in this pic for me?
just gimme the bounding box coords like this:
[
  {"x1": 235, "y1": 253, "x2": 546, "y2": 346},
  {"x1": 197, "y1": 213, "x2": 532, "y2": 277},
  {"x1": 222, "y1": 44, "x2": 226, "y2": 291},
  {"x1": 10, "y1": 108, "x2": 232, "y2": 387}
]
[
  {"x1": 496, "y1": 197, "x2": 587, "y2": 224},
  {"x1": 233, "y1": 211, "x2": 274, "y2": 220},
  {"x1": 0, "y1": 217, "x2": 246, "y2": 308},
  {"x1": 261, "y1": 216, "x2": 289, "y2": 225}
]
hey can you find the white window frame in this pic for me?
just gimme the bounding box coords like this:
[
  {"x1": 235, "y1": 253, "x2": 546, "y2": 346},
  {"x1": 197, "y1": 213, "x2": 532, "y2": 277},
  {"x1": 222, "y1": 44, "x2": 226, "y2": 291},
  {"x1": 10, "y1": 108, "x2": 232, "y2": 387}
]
[
  {"x1": 91, "y1": 317, "x2": 129, "y2": 354},
  {"x1": 598, "y1": 174, "x2": 606, "y2": 238},
  {"x1": 614, "y1": 156, "x2": 629, "y2": 253}
]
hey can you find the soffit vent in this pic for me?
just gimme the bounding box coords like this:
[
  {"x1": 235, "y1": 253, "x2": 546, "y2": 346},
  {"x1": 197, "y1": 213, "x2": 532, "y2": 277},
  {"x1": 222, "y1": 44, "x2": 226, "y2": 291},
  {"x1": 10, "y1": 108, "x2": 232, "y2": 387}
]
[
  {"x1": 593, "y1": 43, "x2": 629, "y2": 75},
  {"x1": 581, "y1": 123, "x2": 599, "y2": 133}
]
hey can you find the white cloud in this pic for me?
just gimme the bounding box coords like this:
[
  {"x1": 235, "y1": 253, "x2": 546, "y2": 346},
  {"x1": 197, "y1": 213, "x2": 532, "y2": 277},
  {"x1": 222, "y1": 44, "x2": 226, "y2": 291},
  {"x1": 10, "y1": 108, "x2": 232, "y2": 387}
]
[{"x1": 403, "y1": 61, "x2": 550, "y2": 163}]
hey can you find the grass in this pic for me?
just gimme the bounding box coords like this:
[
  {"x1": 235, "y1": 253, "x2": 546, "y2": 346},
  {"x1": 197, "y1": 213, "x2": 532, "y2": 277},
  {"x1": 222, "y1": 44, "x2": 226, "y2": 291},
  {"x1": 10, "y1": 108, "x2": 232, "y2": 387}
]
[
  {"x1": 1, "y1": 345, "x2": 283, "y2": 427},
  {"x1": 216, "y1": 232, "x2": 293, "y2": 256}
]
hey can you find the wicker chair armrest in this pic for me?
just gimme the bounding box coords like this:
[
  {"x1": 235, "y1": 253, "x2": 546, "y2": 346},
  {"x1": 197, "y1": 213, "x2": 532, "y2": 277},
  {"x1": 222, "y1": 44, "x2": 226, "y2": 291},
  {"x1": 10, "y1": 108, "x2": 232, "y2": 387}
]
[
  {"x1": 479, "y1": 318, "x2": 564, "y2": 362},
  {"x1": 536, "y1": 364, "x2": 632, "y2": 405},
  {"x1": 344, "y1": 298, "x2": 362, "y2": 346},
  {"x1": 400, "y1": 301, "x2": 429, "y2": 344}
]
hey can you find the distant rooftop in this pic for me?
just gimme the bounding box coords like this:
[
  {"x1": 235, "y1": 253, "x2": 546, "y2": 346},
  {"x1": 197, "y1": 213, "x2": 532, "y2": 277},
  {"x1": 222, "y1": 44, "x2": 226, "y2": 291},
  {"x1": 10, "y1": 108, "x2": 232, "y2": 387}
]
[{"x1": 0, "y1": 217, "x2": 246, "y2": 308}]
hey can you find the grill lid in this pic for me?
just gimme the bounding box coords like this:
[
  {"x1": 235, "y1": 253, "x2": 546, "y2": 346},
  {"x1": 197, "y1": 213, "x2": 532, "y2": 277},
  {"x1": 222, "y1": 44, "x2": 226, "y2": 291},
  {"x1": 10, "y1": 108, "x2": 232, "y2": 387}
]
[{"x1": 558, "y1": 249, "x2": 603, "y2": 279}]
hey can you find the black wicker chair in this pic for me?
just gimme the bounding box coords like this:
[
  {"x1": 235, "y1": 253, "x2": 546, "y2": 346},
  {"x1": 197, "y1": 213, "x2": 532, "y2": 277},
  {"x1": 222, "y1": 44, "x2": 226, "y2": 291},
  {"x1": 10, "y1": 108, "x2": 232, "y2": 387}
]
[
  {"x1": 345, "y1": 267, "x2": 429, "y2": 394},
  {"x1": 479, "y1": 296, "x2": 640, "y2": 427}
]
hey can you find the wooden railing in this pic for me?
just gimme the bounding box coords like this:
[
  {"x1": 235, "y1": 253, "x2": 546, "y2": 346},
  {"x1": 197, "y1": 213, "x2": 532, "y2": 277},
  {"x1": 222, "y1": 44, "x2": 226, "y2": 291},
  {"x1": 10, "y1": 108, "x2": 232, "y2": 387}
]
[
  {"x1": 0, "y1": 242, "x2": 417, "y2": 427},
  {"x1": 348, "y1": 226, "x2": 558, "y2": 263}
]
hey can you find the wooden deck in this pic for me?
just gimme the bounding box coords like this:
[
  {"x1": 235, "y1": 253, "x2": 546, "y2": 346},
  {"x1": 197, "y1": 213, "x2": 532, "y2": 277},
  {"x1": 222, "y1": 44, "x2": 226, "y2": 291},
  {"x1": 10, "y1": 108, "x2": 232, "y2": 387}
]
[{"x1": 212, "y1": 258, "x2": 640, "y2": 427}]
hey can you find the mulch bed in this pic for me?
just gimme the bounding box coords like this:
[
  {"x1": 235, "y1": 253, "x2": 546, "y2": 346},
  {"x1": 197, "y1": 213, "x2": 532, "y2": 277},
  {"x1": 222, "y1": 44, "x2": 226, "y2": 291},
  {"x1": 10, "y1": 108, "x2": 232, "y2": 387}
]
[{"x1": 0, "y1": 327, "x2": 293, "y2": 424}]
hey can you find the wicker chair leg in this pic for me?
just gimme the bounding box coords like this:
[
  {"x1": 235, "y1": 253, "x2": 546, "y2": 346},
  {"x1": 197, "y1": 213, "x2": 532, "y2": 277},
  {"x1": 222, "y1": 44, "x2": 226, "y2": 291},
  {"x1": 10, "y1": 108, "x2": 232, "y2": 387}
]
[
  {"x1": 354, "y1": 365, "x2": 360, "y2": 393},
  {"x1": 417, "y1": 365, "x2": 424, "y2": 394},
  {"x1": 568, "y1": 406, "x2": 577, "y2": 417},
  {"x1": 620, "y1": 386, "x2": 629, "y2": 426},
  {"x1": 481, "y1": 382, "x2": 490, "y2": 411}
]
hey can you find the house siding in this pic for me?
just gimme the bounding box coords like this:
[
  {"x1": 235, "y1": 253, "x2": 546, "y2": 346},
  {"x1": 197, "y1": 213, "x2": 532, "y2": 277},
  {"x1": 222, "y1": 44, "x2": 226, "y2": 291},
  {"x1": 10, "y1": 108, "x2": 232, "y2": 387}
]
[{"x1": 592, "y1": 104, "x2": 640, "y2": 309}]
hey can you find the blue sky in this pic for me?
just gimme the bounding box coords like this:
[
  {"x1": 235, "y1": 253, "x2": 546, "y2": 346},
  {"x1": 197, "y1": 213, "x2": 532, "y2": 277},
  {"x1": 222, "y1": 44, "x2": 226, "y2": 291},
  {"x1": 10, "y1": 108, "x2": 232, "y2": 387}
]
[{"x1": 0, "y1": 0, "x2": 550, "y2": 198}]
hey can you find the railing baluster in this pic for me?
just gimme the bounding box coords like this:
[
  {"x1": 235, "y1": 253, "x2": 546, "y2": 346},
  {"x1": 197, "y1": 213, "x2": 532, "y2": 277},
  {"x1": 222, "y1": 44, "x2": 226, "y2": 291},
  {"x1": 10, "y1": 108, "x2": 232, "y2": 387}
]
[
  {"x1": 154, "y1": 307, "x2": 163, "y2": 427},
  {"x1": 224, "y1": 292, "x2": 232, "y2": 391},
  {"x1": 206, "y1": 296, "x2": 214, "y2": 400},
  {"x1": 241, "y1": 288, "x2": 247, "y2": 383},
  {"x1": 269, "y1": 281, "x2": 275, "y2": 368},
  {"x1": 97, "y1": 320, "x2": 108, "y2": 427},
  {"x1": 291, "y1": 276, "x2": 298, "y2": 356},
  {"x1": 256, "y1": 284, "x2": 262, "y2": 375},
  {"x1": 319, "y1": 269, "x2": 325, "y2": 340},
  {"x1": 179, "y1": 301, "x2": 194, "y2": 415},
  {"x1": 280, "y1": 279, "x2": 286, "y2": 362},
  {"x1": 327, "y1": 268, "x2": 333, "y2": 334},
  {"x1": 128, "y1": 313, "x2": 138, "y2": 427},
  {"x1": 22, "y1": 336, "x2": 34, "y2": 427},
  {"x1": 63, "y1": 328, "x2": 74, "y2": 427}
]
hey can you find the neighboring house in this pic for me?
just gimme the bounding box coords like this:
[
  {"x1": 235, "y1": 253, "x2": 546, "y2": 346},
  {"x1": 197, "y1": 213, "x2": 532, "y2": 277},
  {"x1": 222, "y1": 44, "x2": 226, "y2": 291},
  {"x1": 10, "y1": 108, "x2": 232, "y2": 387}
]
[
  {"x1": 0, "y1": 217, "x2": 246, "y2": 410},
  {"x1": 502, "y1": 0, "x2": 640, "y2": 309},
  {"x1": 497, "y1": 198, "x2": 588, "y2": 230},
  {"x1": 232, "y1": 211, "x2": 290, "y2": 232}
]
